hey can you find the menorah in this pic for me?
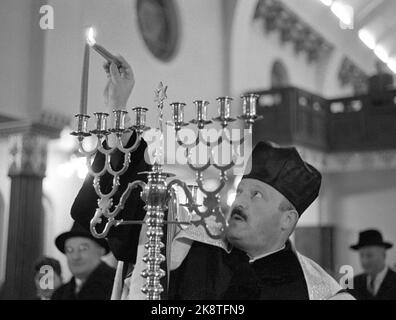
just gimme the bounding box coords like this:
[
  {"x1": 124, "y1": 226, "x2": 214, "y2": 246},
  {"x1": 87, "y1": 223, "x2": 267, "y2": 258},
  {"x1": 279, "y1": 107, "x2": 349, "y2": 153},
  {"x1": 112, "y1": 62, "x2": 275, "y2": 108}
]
[{"x1": 71, "y1": 83, "x2": 261, "y2": 300}]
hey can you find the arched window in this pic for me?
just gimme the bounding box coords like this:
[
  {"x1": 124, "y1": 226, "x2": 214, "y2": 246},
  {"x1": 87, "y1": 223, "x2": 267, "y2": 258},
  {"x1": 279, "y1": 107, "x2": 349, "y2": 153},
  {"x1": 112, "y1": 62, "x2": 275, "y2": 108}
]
[{"x1": 271, "y1": 60, "x2": 290, "y2": 88}]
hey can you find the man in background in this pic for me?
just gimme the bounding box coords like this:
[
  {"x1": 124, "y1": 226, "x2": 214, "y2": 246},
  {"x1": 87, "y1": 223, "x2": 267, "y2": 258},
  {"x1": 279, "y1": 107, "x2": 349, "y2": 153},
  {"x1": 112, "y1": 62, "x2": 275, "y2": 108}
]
[
  {"x1": 349, "y1": 229, "x2": 396, "y2": 299},
  {"x1": 51, "y1": 222, "x2": 115, "y2": 300}
]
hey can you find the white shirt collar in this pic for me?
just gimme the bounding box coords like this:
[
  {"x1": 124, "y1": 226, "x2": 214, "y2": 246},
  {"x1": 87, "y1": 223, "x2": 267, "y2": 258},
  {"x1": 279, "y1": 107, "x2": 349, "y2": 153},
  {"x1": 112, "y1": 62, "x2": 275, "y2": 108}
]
[
  {"x1": 367, "y1": 266, "x2": 388, "y2": 295},
  {"x1": 248, "y1": 244, "x2": 286, "y2": 263},
  {"x1": 75, "y1": 278, "x2": 84, "y2": 294}
]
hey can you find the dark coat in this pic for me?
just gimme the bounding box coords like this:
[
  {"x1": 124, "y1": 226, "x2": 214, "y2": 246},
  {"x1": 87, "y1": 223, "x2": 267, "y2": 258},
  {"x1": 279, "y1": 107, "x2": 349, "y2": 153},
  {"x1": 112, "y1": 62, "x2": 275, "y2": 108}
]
[
  {"x1": 222, "y1": 241, "x2": 309, "y2": 300},
  {"x1": 71, "y1": 131, "x2": 151, "y2": 263},
  {"x1": 349, "y1": 268, "x2": 396, "y2": 300},
  {"x1": 168, "y1": 241, "x2": 232, "y2": 299},
  {"x1": 168, "y1": 240, "x2": 309, "y2": 300},
  {"x1": 51, "y1": 262, "x2": 115, "y2": 300}
]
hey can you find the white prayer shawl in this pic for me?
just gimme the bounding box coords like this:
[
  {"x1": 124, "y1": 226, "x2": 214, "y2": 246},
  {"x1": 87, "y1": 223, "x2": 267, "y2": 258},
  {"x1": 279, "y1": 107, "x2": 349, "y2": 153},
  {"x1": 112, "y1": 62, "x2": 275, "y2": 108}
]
[
  {"x1": 296, "y1": 252, "x2": 348, "y2": 300},
  {"x1": 111, "y1": 223, "x2": 354, "y2": 300}
]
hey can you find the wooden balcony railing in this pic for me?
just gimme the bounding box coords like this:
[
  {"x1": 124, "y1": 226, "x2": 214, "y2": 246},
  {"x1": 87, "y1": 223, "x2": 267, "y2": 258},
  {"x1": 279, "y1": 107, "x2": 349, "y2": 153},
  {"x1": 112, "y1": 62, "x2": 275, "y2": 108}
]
[{"x1": 251, "y1": 87, "x2": 396, "y2": 152}]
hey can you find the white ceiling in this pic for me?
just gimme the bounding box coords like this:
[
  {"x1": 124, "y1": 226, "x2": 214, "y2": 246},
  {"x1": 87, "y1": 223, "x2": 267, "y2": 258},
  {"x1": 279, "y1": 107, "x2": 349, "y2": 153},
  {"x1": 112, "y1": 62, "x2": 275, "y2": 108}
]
[
  {"x1": 281, "y1": 0, "x2": 396, "y2": 73},
  {"x1": 348, "y1": 0, "x2": 396, "y2": 55}
]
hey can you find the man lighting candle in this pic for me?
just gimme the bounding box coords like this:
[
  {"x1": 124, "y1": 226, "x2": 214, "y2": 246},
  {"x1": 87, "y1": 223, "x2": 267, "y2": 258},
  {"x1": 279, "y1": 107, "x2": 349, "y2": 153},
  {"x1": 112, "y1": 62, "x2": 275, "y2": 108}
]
[{"x1": 70, "y1": 55, "x2": 355, "y2": 300}]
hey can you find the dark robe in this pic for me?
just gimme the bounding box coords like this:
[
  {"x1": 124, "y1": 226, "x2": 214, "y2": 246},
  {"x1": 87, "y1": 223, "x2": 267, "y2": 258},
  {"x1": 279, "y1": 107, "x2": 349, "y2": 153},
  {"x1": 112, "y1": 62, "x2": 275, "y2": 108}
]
[
  {"x1": 51, "y1": 262, "x2": 115, "y2": 300},
  {"x1": 168, "y1": 240, "x2": 309, "y2": 300},
  {"x1": 348, "y1": 268, "x2": 396, "y2": 300},
  {"x1": 168, "y1": 241, "x2": 232, "y2": 300},
  {"x1": 223, "y1": 240, "x2": 309, "y2": 300}
]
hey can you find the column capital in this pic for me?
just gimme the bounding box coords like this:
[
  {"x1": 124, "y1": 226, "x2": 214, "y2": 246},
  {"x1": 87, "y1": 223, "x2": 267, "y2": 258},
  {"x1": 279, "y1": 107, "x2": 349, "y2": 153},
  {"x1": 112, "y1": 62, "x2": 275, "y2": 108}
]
[
  {"x1": 0, "y1": 111, "x2": 69, "y2": 177},
  {"x1": 8, "y1": 132, "x2": 49, "y2": 177}
]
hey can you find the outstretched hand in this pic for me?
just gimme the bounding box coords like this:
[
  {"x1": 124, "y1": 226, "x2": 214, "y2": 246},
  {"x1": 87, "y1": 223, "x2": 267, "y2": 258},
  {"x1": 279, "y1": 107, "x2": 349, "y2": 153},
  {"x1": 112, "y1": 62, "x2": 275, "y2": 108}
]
[{"x1": 103, "y1": 55, "x2": 135, "y2": 110}]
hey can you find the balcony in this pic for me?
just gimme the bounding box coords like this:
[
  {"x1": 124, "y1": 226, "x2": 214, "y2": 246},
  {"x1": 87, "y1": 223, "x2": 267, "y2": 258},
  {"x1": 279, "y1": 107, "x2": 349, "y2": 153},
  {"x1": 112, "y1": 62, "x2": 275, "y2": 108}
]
[{"x1": 251, "y1": 87, "x2": 396, "y2": 152}]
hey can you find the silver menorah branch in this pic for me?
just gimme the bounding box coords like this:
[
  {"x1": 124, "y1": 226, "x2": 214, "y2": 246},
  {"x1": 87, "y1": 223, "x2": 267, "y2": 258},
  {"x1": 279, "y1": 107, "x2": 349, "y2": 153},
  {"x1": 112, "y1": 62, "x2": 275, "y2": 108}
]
[{"x1": 71, "y1": 84, "x2": 261, "y2": 300}]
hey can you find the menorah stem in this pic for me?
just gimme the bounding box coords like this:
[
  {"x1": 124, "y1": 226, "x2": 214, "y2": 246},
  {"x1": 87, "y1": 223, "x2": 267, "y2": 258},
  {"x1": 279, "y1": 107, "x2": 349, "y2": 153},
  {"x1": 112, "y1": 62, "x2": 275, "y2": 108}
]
[
  {"x1": 142, "y1": 208, "x2": 165, "y2": 300},
  {"x1": 140, "y1": 165, "x2": 169, "y2": 300}
]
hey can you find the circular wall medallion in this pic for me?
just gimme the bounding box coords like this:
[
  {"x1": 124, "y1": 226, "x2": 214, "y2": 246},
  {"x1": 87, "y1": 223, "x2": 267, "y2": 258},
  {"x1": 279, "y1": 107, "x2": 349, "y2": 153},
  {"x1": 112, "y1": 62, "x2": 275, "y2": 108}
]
[{"x1": 136, "y1": 0, "x2": 179, "y2": 62}]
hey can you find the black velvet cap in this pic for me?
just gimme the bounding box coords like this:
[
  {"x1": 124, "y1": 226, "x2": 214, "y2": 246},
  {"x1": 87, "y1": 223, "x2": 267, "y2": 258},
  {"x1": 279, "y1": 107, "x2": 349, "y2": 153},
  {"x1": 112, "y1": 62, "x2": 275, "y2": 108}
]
[{"x1": 242, "y1": 141, "x2": 321, "y2": 216}]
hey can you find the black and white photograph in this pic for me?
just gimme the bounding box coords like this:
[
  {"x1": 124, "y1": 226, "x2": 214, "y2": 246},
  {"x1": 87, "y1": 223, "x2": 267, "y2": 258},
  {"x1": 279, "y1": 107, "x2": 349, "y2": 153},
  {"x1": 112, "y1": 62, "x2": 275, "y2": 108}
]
[{"x1": 0, "y1": 0, "x2": 396, "y2": 308}]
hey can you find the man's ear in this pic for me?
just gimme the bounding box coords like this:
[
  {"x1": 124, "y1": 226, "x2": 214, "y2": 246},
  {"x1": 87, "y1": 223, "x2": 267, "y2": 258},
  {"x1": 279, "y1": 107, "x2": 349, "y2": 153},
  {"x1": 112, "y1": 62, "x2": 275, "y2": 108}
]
[{"x1": 280, "y1": 209, "x2": 299, "y2": 232}]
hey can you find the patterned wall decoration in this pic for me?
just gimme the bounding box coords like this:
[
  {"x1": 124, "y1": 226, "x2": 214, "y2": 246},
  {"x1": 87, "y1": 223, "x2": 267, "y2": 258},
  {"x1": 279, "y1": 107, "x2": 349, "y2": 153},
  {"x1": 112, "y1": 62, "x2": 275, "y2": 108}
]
[
  {"x1": 253, "y1": 0, "x2": 334, "y2": 63},
  {"x1": 296, "y1": 144, "x2": 396, "y2": 173},
  {"x1": 338, "y1": 56, "x2": 369, "y2": 95}
]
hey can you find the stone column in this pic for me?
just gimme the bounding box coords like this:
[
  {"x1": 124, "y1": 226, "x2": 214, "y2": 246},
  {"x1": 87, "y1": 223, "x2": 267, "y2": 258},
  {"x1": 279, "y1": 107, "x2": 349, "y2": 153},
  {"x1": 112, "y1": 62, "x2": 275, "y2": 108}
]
[{"x1": 1, "y1": 131, "x2": 48, "y2": 299}]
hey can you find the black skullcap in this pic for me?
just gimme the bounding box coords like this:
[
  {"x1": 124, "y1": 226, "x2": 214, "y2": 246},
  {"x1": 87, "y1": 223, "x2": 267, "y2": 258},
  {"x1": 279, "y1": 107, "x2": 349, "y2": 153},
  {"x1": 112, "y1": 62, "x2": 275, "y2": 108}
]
[{"x1": 242, "y1": 141, "x2": 321, "y2": 216}]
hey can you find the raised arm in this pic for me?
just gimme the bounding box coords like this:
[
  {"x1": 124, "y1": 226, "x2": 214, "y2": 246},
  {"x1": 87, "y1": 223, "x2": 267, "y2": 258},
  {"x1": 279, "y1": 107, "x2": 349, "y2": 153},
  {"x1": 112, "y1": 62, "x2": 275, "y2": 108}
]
[{"x1": 71, "y1": 56, "x2": 151, "y2": 263}]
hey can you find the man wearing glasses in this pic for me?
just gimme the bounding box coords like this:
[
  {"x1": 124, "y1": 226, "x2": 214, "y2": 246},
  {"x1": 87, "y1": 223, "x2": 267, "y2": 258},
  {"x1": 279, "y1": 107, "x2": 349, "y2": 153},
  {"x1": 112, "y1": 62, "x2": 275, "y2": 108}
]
[{"x1": 51, "y1": 222, "x2": 115, "y2": 300}]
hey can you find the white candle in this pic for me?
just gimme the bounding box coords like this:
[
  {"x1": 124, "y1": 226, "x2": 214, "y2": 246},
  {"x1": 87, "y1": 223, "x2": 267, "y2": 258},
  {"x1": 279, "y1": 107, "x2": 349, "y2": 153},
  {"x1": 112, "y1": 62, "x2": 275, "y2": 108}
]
[{"x1": 80, "y1": 43, "x2": 90, "y2": 115}]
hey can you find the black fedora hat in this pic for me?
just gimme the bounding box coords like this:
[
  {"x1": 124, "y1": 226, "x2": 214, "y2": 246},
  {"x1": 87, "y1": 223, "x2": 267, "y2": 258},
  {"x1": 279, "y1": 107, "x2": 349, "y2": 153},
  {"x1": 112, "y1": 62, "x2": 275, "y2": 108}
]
[
  {"x1": 350, "y1": 229, "x2": 393, "y2": 250},
  {"x1": 55, "y1": 222, "x2": 110, "y2": 254}
]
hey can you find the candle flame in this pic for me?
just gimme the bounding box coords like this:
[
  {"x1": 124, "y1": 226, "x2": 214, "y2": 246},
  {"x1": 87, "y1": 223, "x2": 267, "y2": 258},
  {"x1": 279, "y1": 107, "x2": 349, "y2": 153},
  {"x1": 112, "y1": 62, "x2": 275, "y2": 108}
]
[{"x1": 86, "y1": 27, "x2": 96, "y2": 46}]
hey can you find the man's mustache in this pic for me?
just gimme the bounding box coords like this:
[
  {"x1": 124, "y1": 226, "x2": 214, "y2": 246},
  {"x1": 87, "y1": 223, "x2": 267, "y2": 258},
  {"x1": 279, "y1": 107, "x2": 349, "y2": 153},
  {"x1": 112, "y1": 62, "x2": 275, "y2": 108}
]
[{"x1": 230, "y1": 207, "x2": 247, "y2": 221}]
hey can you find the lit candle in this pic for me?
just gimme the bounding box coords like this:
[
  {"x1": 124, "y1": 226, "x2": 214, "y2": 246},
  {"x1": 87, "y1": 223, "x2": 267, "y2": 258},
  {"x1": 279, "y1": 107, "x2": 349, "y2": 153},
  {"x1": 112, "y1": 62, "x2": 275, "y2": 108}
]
[
  {"x1": 86, "y1": 27, "x2": 122, "y2": 68},
  {"x1": 80, "y1": 43, "x2": 90, "y2": 115}
]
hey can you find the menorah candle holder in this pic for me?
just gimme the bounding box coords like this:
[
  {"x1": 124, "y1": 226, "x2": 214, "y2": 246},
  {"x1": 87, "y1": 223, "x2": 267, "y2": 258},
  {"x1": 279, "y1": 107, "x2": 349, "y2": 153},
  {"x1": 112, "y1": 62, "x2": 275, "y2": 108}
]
[
  {"x1": 190, "y1": 100, "x2": 212, "y2": 129},
  {"x1": 109, "y1": 109, "x2": 129, "y2": 135},
  {"x1": 130, "y1": 107, "x2": 150, "y2": 134},
  {"x1": 213, "y1": 96, "x2": 236, "y2": 128},
  {"x1": 71, "y1": 83, "x2": 262, "y2": 300},
  {"x1": 238, "y1": 93, "x2": 263, "y2": 130},
  {"x1": 71, "y1": 114, "x2": 91, "y2": 141},
  {"x1": 168, "y1": 102, "x2": 189, "y2": 131},
  {"x1": 90, "y1": 112, "x2": 110, "y2": 137}
]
